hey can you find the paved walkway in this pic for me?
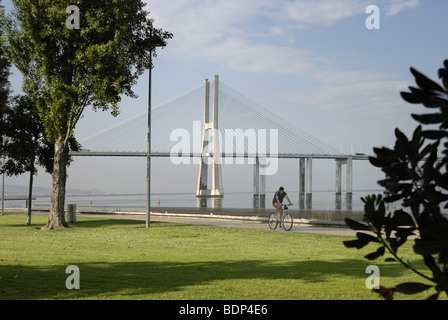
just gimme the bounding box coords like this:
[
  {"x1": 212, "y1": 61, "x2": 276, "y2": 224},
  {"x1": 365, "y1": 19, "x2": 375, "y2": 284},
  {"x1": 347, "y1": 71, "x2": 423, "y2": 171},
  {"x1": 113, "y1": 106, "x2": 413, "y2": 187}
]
[
  {"x1": 7, "y1": 208, "x2": 358, "y2": 236},
  {"x1": 79, "y1": 212, "x2": 358, "y2": 236}
]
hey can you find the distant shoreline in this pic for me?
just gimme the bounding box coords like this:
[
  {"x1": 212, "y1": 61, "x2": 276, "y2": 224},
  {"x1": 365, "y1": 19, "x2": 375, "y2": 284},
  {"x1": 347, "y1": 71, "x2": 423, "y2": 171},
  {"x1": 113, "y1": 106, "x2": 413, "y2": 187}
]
[{"x1": 3, "y1": 185, "x2": 385, "y2": 198}]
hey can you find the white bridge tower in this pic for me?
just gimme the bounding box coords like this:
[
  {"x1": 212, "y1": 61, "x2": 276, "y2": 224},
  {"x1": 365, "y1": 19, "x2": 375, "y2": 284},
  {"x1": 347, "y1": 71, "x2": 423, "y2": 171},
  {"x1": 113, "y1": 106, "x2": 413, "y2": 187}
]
[{"x1": 196, "y1": 75, "x2": 224, "y2": 198}]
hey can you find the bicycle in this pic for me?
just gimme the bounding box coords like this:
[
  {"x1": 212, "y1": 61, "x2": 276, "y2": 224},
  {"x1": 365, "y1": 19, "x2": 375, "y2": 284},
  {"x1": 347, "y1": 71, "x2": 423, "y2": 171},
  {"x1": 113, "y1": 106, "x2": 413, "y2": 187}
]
[{"x1": 268, "y1": 204, "x2": 293, "y2": 231}]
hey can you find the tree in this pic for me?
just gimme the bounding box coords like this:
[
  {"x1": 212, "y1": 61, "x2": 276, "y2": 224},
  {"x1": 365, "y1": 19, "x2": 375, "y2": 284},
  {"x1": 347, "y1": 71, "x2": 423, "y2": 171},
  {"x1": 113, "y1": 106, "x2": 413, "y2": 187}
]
[
  {"x1": 2, "y1": 95, "x2": 48, "y2": 225},
  {"x1": 343, "y1": 60, "x2": 448, "y2": 300},
  {"x1": 0, "y1": 1, "x2": 9, "y2": 123},
  {"x1": 0, "y1": 31, "x2": 9, "y2": 125},
  {"x1": 0, "y1": 0, "x2": 11, "y2": 217},
  {"x1": 1, "y1": 95, "x2": 80, "y2": 225},
  {"x1": 1, "y1": 0, "x2": 172, "y2": 229}
]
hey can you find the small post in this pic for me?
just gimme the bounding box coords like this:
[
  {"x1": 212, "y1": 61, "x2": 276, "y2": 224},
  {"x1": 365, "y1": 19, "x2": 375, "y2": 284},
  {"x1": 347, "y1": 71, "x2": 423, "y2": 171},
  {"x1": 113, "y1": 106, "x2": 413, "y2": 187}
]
[
  {"x1": 1, "y1": 134, "x2": 5, "y2": 216},
  {"x1": 259, "y1": 157, "x2": 266, "y2": 208},
  {"x1": 298, "y1": 158, "x2": 305, "y2": 209}
]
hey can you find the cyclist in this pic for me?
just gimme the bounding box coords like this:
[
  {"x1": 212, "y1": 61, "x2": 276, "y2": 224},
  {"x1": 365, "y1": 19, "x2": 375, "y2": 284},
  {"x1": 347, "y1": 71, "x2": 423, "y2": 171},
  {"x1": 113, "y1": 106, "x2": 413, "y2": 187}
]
[{"x1": 272, "y1": 187, "x2": 293, "y2": 227}]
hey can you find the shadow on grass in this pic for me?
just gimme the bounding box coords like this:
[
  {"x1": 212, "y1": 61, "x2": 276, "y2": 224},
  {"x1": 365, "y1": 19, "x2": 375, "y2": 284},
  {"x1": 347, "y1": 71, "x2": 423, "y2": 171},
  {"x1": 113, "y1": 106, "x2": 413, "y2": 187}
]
[
  {"x1": 68, "y1": 219, "x2": 200, "y2": 230},
  {"x1": 0, "y1": 258, "x2": 406, "y2": 300},
  {"x1": 5, "y1": 216, "x2": 179, "y2": 229},
  {"x1": 68, "y1": 218, "x2": 146, "y2": 229},
  {"x1": 0, "y1": 215, "x2": 421, "y2": 299}
]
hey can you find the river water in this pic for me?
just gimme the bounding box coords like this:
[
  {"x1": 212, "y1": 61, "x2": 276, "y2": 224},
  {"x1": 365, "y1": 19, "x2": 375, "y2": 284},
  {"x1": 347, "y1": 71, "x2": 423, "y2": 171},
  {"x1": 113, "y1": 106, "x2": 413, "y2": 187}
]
[{"x1": 7, "y1": 190, "x2": 383, "y2": 213}]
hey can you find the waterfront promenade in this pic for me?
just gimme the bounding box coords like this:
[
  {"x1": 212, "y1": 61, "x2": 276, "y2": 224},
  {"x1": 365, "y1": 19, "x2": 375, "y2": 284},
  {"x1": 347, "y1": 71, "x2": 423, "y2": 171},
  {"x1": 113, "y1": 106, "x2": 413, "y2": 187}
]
[
  {"x1": 82, "y1": 211, "x2": 359, "y2": 236},
  {"x1": 5, "y1": 206, "x2": 359, "y2": 235}
]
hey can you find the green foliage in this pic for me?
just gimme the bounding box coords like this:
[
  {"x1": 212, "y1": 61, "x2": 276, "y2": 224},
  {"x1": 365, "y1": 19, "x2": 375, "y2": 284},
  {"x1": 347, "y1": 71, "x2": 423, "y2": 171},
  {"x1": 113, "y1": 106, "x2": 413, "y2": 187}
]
[
  {"x1": 344, "y1": 60, "x2": 448, "y2": 300},
  {"x1": 1, "y1": 95, "x2": 48, "y2": 176},
  {"x1": 0, "y1": 0, "x2": 11, "y2": 142},
  {"x1": 1, "y1": 0, "x2": 172, "y2": 142},
  {"x1": 0, "y1": 0, "x2": 172, "y2": 228},
  {"x1": 1, "y1": 95, "x2": 80, "y2": 176}
]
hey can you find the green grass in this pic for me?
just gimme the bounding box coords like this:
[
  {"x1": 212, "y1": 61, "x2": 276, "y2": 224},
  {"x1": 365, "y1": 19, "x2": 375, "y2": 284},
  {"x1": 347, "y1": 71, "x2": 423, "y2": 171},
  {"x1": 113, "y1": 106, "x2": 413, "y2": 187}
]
[{"x1": 0, "y1": 213, "x2": 438, "y2": 300}]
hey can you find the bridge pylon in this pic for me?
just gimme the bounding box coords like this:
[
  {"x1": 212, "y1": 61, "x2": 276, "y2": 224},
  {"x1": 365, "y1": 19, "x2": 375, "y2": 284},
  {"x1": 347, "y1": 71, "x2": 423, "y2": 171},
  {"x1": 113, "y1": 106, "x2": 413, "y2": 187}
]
[{"x1": 196, "y1": 75, "x2": 224, "y2": 198}]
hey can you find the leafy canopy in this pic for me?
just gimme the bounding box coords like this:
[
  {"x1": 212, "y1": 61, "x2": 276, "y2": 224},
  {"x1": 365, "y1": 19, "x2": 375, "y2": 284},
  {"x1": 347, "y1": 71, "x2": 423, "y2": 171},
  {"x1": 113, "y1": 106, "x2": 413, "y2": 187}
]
[
  {"x1": 2, "y1": 0, "x2": 172, "y2": 142},
  {"x1": 344, "y1": 60, "x2": 448, "y2": 300}
]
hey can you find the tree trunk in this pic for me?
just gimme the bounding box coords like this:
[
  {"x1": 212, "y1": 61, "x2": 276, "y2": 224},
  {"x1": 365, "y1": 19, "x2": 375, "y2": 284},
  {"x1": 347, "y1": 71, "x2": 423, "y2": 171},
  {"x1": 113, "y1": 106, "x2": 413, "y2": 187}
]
[
  {"x1": 43, "y1": 136, "x2": 69, "y2": 230},
  {"x1": 25, "y1": 160, "x2": 34, "y2": 226}
]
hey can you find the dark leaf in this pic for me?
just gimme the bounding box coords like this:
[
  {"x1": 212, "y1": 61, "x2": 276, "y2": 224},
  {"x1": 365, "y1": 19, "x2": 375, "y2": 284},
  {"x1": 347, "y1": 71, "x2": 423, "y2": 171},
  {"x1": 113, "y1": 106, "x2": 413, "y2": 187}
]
[
  {"x1": 365, "y1": 246, "x2": 385, "y2": 260},
  {"x1": 395, "y1": 227, "x2": 415, "y2": 239},
  {"x1": 414, "y1": 240, "x2": 447, "y2": 256},
  {"x1": 417, "y1": 143, "x2": 435, "y2": 162},
  {"x1": 389, "y1": 209, "x2": 416, "y2": 227},
  {"x1": 411, "y1": 125, "x2": 423, "y2": 151},
  {"x1": 377, "y1": 179, "x2": 397, "y2": 190},
  {"x1": 426, "y1": 292, "x2": 440, "y2": 300},
  {"x1": 373, "y1": 147, "x2": 397, "y2": 159},
  {"x1": 389, "y1": 238, "x2": 399, "y2": 253},
  {"x1": 394, "y1": 128, "x2": 414, "y2": 158},
  {"x1": 411, "y1": 113, "x2": 444, "y2": 125},
  {"x1": 401, "y1": 91, "x2": 426, "y2": 104},
  {"x1": 394, "y1": 127, "x2": 409, "y2": 143},
  {"x1": 438, "y1": 62, "x2": 448, "y2": 90},
  {"x1": 343, "y1": 239, "x2": 369, "y2": 249},
  {"x1": 369, "y1": 156, "x2": 390, "y2": 168},
  {"x1": 410, "y1": 67, "x2": 446, "y2": 93},
  {"x1": 423, "y1": 255, "x2": 441, "y2": 282},
  {"x1": 396, "y1": 282, "x2": 432, "y2": 294},
  {"x1": 344, "y1": 218, "x2": 370, "y2": 231},
  {"x1": 384, "y1": 193, "x2": 405, "y2": 203},
  {"x1": 385, "y1": 257, "x2": 396, "y2": 262},
  {"x1": 403, "y1": 88, "x2": 443, "y2": 109},
  {"x1": 422, "y1": 130, "x2": 448, "y2": 139},
  {"x1": 386, "y1": 183, "x2": 413, "y2": 194},
  {"x1": 435, "y1": 276, "x2": 448, "y2": 292}
]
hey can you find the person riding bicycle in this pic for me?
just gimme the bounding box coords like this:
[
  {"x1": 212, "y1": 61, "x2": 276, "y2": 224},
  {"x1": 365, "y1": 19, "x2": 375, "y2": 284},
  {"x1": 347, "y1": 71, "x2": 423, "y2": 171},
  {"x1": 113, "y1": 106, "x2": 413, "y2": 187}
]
[{"x1": 272, "y1": 187, "x2": 292, "y2": 227}]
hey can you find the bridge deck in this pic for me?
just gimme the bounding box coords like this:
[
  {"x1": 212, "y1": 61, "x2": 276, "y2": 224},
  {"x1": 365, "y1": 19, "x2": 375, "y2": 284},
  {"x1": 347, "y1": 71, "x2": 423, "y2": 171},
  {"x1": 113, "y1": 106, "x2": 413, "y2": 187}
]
[
  {"x1": 0, "y1": 197, "x2": 36, "y2": 201},
  {"x1": 70, "y1": 151, "x2": 370, "y2": 160}
]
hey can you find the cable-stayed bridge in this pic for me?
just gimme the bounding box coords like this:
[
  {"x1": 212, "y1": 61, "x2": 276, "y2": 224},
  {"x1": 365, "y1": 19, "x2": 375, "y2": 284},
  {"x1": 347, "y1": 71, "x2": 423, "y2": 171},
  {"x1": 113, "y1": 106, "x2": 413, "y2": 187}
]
[{"x1": 74, "y1": 75, "x2": 368, "y2": 207}]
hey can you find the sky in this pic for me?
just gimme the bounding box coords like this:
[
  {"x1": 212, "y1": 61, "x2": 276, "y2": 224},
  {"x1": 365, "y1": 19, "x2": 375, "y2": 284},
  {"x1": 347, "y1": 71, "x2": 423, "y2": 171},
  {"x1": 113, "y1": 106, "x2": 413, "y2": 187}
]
[{"x1": 4, "y1": 0, "x2": 448, "y2": 197}]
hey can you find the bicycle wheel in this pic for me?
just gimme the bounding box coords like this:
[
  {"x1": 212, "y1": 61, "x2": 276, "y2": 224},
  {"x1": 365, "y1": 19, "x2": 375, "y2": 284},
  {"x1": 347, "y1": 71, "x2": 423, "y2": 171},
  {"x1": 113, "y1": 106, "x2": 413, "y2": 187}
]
[
  {"x1": 268, "y1": 213, "x2": 278, "y2": 230},
  {"x1": 282, "y1": 213, "x2": 293, "y2": 231}
]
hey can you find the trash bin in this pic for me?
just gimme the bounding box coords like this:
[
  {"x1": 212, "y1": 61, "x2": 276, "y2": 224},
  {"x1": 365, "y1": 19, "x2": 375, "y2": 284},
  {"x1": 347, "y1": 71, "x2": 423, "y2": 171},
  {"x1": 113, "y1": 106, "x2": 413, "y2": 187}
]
[{"x1": 67, "y1": 204, "x2": 77, "y2": 223}]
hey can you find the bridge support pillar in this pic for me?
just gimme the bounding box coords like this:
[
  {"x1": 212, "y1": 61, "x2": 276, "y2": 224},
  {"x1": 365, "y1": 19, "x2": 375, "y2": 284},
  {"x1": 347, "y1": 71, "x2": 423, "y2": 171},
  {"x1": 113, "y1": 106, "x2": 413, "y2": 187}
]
[
  {"x1": 346, "y1": 155, "x2": 353, "y2": 197},
  {"x1": 334, "y1": 157, "x2": 353, "y2": 196},
  {"x1": 334, "y1": 157, "x2": 353, "y2": 208},
  {"x1": 306, "y1": 158, "x2": 312, "y2": 208},
  {"x1": 196, "y1": 75, "x2": 224, "y2": 198},
  {"x1": 298, "y1": 158, "x2": 312, "y2": 208},
  {"x1": 335, "y1": 160, "x2": 343, "y2": 195},
  {"x1": 253, "y1": 156, "x2": 266, "y2": 208}
]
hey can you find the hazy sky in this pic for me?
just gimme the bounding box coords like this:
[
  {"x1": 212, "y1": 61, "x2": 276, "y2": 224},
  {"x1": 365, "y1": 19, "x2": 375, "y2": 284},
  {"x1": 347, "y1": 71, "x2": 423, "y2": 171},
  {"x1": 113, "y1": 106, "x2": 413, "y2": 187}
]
[{"x1": 5, "y1": 0, "x2": 448, "y2": 197}]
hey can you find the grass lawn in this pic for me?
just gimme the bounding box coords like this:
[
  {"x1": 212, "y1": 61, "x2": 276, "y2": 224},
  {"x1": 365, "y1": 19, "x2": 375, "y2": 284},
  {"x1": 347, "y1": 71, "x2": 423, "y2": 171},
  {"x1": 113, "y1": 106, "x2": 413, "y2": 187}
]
[{"x1": 0, "y1": 213, "x2": 438, "y2": 300}]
